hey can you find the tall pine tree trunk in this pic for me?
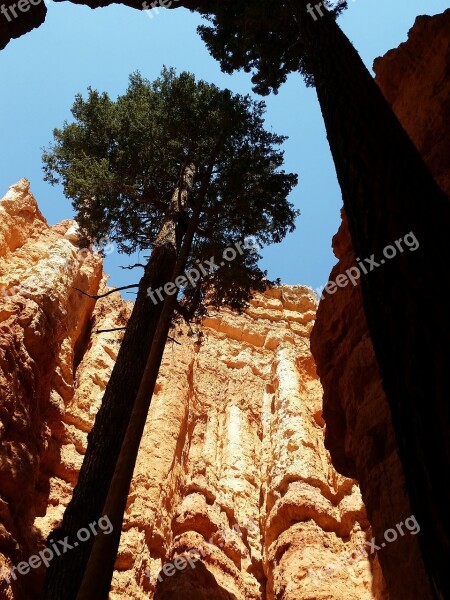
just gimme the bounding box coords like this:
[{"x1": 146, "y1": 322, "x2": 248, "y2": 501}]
[
  {"x1": 294, "y1": 2, "x2": 450, "y2": 596},
  {"x1": 44, "y1": 164, "x2": 196, "y2": 600},
  {"x1": 72, "y1": 137, "x2": 225, "y2": 598},
  {"x1": 76, "y1": 182, "x2": 204, "y2": 599}
]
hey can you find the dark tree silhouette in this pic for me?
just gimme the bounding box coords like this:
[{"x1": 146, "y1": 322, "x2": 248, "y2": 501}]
[
  {"x1": 42, "y1": 68, "x2": 298, "y2": 598},
  {"x1": 190, "y1": 1, "x2": 450, "y2": 596}
]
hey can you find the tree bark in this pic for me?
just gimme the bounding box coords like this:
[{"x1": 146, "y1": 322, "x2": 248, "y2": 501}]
[
  {"x1": 74, "y1": 135, "x2": 225, "y2": 598},
  {"x1": 294, "y1": 2, "x2": 450, "y2": 597},
  {"x1": 76, "y1": 184, "x2": 204, "y2": 600},
  {"x1": 43, "y1": 164, "x2": 196, "y2": 600}
]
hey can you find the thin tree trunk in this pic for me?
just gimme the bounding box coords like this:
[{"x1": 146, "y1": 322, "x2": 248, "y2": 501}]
[
  {"x1": 76, "y1": 186, "x2": 203, "y2": 600},
  {"x1": 44, "y1": 164, "x2": 196, "y2": 600},
  {"x1": 74, "y1": 136, "x2": 225, "y2": 598},
  {"x1": 294, "y1": 2, "x2": 450, "y2": 597}
]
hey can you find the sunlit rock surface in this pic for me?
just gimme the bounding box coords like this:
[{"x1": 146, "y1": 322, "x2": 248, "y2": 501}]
[{"x1": 0, "y1": 181, "x2": 376, "y2": 599}]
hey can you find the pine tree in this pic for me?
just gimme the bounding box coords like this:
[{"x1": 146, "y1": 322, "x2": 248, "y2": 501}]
[
  {"x1": 42, "y1": 67, "x2": 298, "y2": 598},
  {"x1": 192, "y1": 2, "x2": 450, "y2": 595}
]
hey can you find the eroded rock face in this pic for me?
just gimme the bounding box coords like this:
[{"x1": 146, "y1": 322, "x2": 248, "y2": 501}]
[
  {"x1": 373, "y1": 9, "x2": 450, "y2": 194},
  {"x1": 0, "y1": 180, "x2": 131, "y2": 598},
  {"x1": 311, "y1": 10, "x2": 450, "y2": 600},
  {"x1": 112, "y1": 288, "x2": 377, "y2": 600},
  {"x1": 0, "y1": 181, "x2": 378, "y2": 599}
]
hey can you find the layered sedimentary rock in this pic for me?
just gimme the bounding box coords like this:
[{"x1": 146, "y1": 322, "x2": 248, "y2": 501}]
[
  {"x1": 1, "y1": 11, "x2": 448, "y2": 600},
  {"x1": 0, "y1": 180, "x2": 378, "y2": 599},
  {"x1": 311, "y1": 9, "x2": 450, "y2": 600},
  {"x1": 0, "y1": 179, "x2": 131, "y2": 599},
  {"x1": 373, "y1": 9, "x2": 450, "y2": 194},
  {"x1": 111, "y1": 288, "x2": 376, "y2": 600}
]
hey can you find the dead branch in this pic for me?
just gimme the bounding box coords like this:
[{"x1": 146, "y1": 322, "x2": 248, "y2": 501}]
[
  {"x1": 120, "y1": 264, "x2": 145, "y2": 270},
  {"x1": 73, "y1": 284, "x2": 139, "y2": 300}
]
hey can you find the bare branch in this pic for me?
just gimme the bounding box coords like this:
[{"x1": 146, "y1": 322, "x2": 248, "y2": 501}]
[
  {"x1": 119, "y1": 264, "x2": 146, "y2": 270},
  {"x1": 73, "y1": 284, "x2": 139, "y2": 300}
]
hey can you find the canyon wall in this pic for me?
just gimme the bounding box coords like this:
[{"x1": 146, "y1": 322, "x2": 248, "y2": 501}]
[
  {"x1": 0, "y1": 179, "x2": 131, "y2": 599},
  {"x1": 1, "y1": 9, "x2": 448, "y2": 600},
  {"x1": 111, "y1": 278, "x2": 375, "y2": 600},
  {"x1": 0, "y1": 180, "x2": 378, "y2": 599},
  {"x1": 311, "y1": 9, "x2": 450, "y2": 600}
]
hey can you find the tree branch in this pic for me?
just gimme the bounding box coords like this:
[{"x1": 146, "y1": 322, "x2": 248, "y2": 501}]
[
  {"x1": 73, "y1": 284, "x2": 139, "y2": 300},
  {"x1": 119, "y1": 264, "x2": 146, "y2": 270}
]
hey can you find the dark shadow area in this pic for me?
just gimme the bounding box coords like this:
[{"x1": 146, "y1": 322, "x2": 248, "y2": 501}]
[{"x1": 154, "y1": 560, "x2": 238, "y2": 600}]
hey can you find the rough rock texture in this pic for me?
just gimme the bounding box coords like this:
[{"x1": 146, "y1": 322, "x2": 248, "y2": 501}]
[
  {"x1": 373, "y1": 8, "x2": 450, "y2": 194},
  {"x1": 0, "y1": 181, "x2": 378, "y2": 599},
  {"x1": 1, "y1": 11, "x2": 448, "y2": 600},
  {"x1": 311, "y1": 9, "x2": 450, "y2": 600},
  {"x1": 0, "y1": 179, "x2": 131, "y2": 599},
  {"x1": 111, "y1": 288, "x2": 377, "y2": 600}
]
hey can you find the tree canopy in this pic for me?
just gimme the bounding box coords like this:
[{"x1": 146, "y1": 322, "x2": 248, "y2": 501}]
[
  {"x1": 43, "y1": 67, "x2": 299, "y2": 314},
  {"x1": 42, "y1": 67, "x2": 300, "y2": 598},
  {"x1": 196, "y1": 0, "x2": 347, "y2": 94}
]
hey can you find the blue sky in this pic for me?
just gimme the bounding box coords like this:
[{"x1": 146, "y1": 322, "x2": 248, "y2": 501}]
[{"x1": 0, "y1": 1, "x2": 445, "y2": 295}]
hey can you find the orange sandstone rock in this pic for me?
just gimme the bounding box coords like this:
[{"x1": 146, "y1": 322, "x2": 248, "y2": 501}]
[
  {"x1": 112, "y1": 286, "x2": 375, "y2": 600},
  {"x1": 0, "y1": 182, "x2": 375, "y2": 599},
  {"x1": 0, "y1": 180, "x2": 129, "y2": 599}
]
